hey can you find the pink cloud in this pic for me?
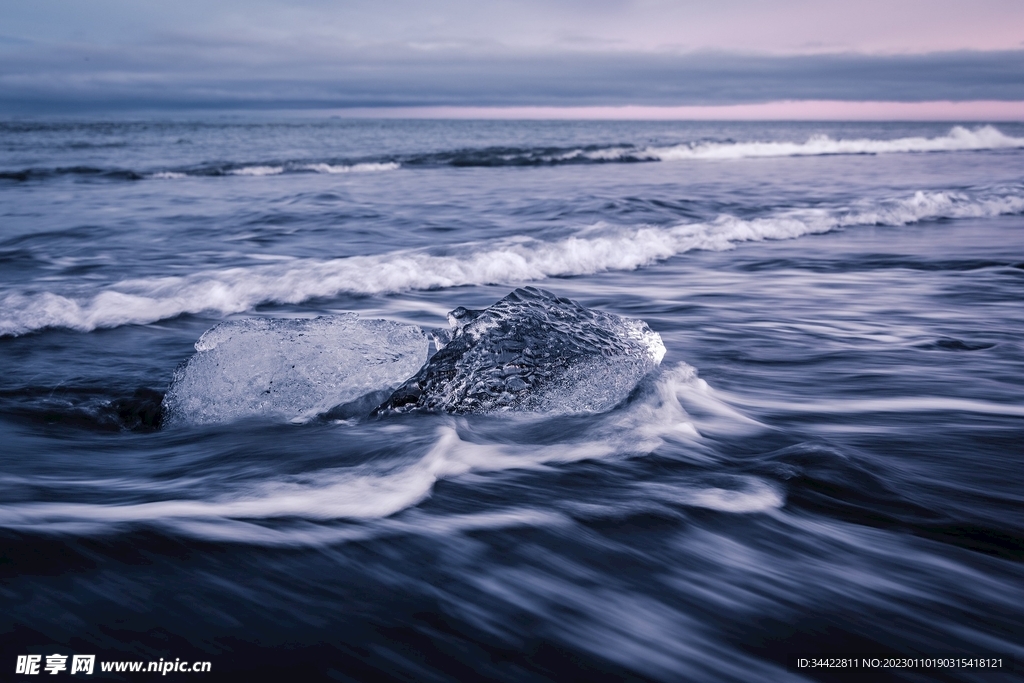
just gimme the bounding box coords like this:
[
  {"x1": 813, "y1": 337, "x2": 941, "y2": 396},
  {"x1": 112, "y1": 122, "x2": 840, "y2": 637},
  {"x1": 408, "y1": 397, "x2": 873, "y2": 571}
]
[{"x1": 328, "y1": 101, "x2": 1024, "y2": 121}]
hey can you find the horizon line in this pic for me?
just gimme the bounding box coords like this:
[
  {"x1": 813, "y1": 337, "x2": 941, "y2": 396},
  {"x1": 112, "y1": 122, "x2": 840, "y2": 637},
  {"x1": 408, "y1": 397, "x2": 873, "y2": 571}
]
[{"x1": 313, "y1": 101, "x2": 1024, "y2": 122}]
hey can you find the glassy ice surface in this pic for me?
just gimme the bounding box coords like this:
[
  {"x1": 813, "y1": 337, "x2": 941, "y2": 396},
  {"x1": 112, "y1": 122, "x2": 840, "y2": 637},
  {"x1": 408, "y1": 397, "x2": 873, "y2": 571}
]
[
  {"x1": 163, "y1": 315, "x2": 428, "y2": 424},
  {"x1": 376, "y1": 287, "x2": 665, "y2": 415}
]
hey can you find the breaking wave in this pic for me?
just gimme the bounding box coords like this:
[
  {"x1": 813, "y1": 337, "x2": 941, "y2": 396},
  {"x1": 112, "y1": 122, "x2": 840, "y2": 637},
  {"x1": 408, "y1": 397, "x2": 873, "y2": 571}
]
[
  {"x1": 2, "y1": 127, "x2": 1020, "y2": 183},
  {"x1": 229, "y1": 165, "x2": 284, "y2": 176},
  {"x1": 175, "y1": 161, "x2": 399, "y2": 178},
  {"x1": 2, "y1": 187, "x2": 1023, "y2": 336},
  {"x1": 223, "y1": 162, "x2": 399, "y2": 177},
  {"x1": 301, "y1": 162, "x2": 400, "y2": 174},
  {"x1": 648, "y1": 125, "x2": 1024, "y2": 160},
  {"x1": 177, "y1": 127, "x2": 1024, "y2": 171}
]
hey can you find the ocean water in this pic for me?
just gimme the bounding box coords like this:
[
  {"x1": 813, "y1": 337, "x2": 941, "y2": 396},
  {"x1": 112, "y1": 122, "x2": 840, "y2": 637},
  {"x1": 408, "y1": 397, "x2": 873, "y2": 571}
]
[{"x1": 1, "y1": 119, "x2": 1023, "y2": 681}]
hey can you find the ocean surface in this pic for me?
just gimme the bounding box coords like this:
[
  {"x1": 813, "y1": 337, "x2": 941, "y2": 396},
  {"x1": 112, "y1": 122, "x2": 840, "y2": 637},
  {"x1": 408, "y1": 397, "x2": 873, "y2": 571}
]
[{"x1": 1, "y1": 119, "x2": 1023, "y2": 681}]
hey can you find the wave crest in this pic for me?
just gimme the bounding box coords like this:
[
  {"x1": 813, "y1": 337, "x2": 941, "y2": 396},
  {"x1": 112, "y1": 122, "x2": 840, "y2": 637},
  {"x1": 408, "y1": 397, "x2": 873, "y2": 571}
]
[
  {"x1": 7, "y1": 127, "x2": 1022, "y2": 184},
  {"x1": 2, "y1": 187, "x2": 1023, "y2": 336},
  {"x1": 649, "y1": 125, "x2": 1024, "y2": 160},
  {"x1": 302, "y1": 162, "x2": 400, "y2": 173}
]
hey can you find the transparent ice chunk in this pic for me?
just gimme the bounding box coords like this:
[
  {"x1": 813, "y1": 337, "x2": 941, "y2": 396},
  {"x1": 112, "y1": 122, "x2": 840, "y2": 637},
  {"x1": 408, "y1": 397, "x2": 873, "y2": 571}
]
[
  {"x1": 163, "y1": 315, "x2": 428, "y2": 425},
  {"x1": 374, "y1": 287, "x2": 665, "y2": 416}
]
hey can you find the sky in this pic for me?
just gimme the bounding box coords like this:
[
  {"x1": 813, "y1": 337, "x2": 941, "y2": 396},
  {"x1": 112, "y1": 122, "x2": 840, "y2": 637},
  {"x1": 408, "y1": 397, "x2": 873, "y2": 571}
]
[{"x1": 2, "y1": 0, "x2": 1023, "y2": 118}]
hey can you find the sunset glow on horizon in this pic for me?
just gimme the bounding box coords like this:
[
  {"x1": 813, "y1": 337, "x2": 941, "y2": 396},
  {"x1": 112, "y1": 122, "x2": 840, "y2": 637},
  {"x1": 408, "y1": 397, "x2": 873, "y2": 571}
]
[{"x1": 327, "y1": 101, "x2": 1024, "y2": 122}]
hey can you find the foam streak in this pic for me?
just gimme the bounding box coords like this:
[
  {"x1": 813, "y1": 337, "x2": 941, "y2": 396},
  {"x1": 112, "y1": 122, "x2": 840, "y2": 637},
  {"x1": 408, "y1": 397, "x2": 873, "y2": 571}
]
[{"x1": 2, "y1": 187, "x2": 1023, "y2": 335}]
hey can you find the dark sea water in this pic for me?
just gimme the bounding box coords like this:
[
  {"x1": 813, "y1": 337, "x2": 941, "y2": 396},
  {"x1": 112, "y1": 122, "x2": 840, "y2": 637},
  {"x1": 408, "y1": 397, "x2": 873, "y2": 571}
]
[{"x1": 2, "y1": 119, "x2": 1023, "y2": 681}]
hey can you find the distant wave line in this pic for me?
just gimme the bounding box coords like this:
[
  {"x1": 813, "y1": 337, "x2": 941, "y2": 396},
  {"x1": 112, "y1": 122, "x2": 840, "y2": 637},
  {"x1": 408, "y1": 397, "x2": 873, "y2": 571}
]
[
  {"x1": 647, "y1": 125, "x2": 1024, "y2": 160},
  {"x1": 2, "y1": 126, "x2": 1022, "y2": 184}
]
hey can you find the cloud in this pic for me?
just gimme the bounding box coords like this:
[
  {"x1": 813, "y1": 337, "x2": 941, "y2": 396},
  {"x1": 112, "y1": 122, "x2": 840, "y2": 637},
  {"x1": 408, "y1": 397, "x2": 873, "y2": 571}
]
[
  {"x1": 2, "y1": 0, "x2": 1023, "y2": 113},
  {"x1": 8, "y1": 0, "x2": 1024, "y2": 54},
  {"x1": 2, "y1": 43, "x2": 1023, "y2": 114}
]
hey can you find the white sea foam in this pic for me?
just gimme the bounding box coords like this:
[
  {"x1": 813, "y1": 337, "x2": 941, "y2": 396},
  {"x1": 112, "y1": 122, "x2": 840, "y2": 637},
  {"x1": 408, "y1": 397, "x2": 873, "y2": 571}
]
[
  {"x1": 582, "y1": 146, "x2": 646, "y2": 161},
  {"x1": 229, "y1": 165, "x2": 284, "y2": 176},
  {"x1": 648, "y1": 126, "x2": 1024, "y2": 161},
  {"x1": 0, "y1": 423, "x2": 627, "y2": 531},
  {"x1": 0, "y1": 362, "x2": 769, "y2": 540},
  {"x1": 608, "y1": 363, "x2": 761, "y2": 448},
  {"x1": 2, "y1": 187, "x2": 1022, "y2": 336},
  {"x1": 303, "y1": 162, "x2": 400, "y2": 173},
  {"x1": 147, "y1": 163, "x2": 398, "y2": 179},
  {"x1": 724, "y1": 394, "x2": 1024, "y2": 418},
  {"x1": 541, "y1": 147, "x2": 643, "y2": 162},
  {"x1": 641, "y1": 478, "x2": 783, "y2": 514}
]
